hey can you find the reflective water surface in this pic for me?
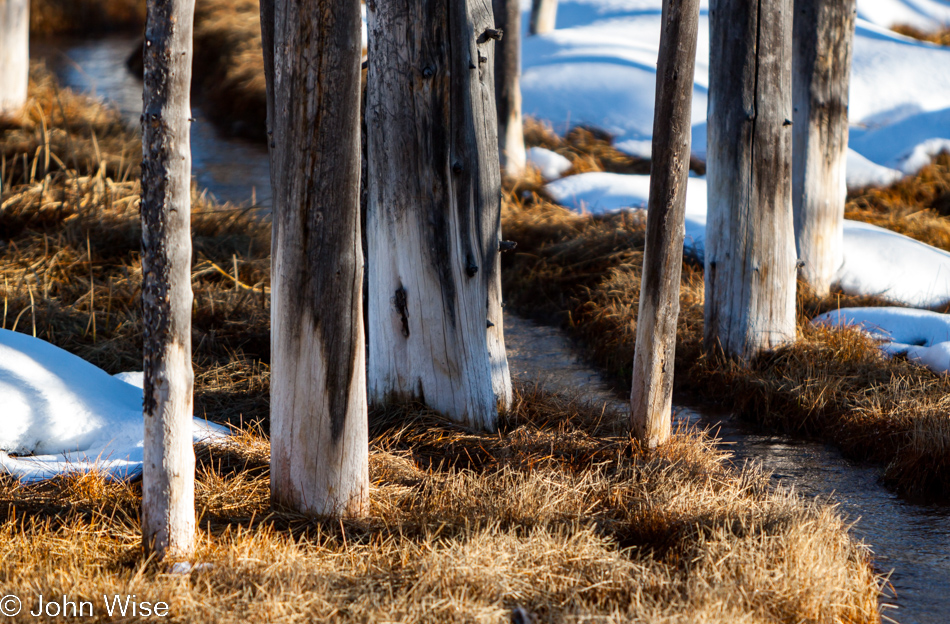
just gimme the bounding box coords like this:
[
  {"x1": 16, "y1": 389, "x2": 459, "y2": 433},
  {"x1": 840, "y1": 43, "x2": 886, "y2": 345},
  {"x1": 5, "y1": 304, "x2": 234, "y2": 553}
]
[
  {"x1": 31, "y1": 36, "x2": 272, "y2": 209},
  {"x1": 32, "y1": 36, "x2": 950, "y2": 624}
]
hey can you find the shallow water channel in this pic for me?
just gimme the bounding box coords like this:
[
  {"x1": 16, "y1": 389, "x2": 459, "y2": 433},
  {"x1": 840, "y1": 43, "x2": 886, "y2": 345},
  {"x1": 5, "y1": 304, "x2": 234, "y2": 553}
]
[{"x1": 31, "y1": 35, "x2": 950, "y2": 624}]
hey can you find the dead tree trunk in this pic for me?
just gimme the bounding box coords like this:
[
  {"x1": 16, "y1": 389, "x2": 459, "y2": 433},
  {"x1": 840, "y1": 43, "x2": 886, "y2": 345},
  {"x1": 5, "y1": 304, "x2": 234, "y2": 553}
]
[
  {"x1": 366, "y1": 0, "x2": 512, "y2": 431},
  {"x1": 630, "y1": 0, "x2": 701, "y2": 448},
  {"x1": 705, "y1": 0, "x2": 796, "y2": 362},
  {"x1": 141, "y1": 0, "x2": 196, "y2": 560},
  {"x1": 792, "y1": 0, "x2": 855, "y2": 295},
  {"x1": 260, "y1": 0, "x2": 369, "y2": 517},
  {"x1": 493, "y1": 0, "x2": 526, "y2": 178},
  {"x1": 529, "y1": 0, "x2": 558, "y2": 35},
  {"x1": 0, "y1": 0, "x2": 29, "y2": 115}
]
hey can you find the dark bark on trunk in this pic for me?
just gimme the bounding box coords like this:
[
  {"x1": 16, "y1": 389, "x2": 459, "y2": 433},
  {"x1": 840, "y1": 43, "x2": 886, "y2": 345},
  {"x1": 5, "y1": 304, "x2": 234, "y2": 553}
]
[
  {"x1": 262, "y1": 0, "x2": 369, "y2": 517},
  {"x1": 704, "y1": 0, "x2": 797, "y2": 362},
  {"x1": 630, "y1": 0, "x2": 701, "y2": 448},
  {"x1": 792, "y1": 0, "x2": 855, "y2": 295},
  {"x1": 493, "y1": 0, "x2": 525, "y2": 177},
  {"x1": 141, "y1": 0, "x2": 197, "y2": 560},
  {"x1": 366, "y1": 0, "x2": 512, "y2": 430}
]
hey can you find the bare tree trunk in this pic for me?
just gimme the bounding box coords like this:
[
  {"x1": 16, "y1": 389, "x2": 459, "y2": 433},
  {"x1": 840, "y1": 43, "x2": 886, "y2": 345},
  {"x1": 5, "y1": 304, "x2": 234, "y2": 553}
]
[
  {"x1": 705, "y1": 0, "x2": 796, "y2": 362},
  {"x1": 260, "y1": 0, "x2": 368, "y2": 517},
  {"x1": 630, "y1": 0, "x2": 701, "y2": 448},
  {"x1": 792, "y1": 0, "x2": 855, "y2": 295},
  {"x1": 493, "y1": 0, "x2": 526, "y2": 178},
  {"x1": 141, "y1": 0, "x2": 196, "y2": 560},
  {"x1": 366, "y1": 0, "x2": 512, "y2": 431},
  {"x1": 0, "y1": 0, "x2": 29, "y2": 115},
  {"x1": 529, "y1": 0, "x2": 557, "y2": 35}
]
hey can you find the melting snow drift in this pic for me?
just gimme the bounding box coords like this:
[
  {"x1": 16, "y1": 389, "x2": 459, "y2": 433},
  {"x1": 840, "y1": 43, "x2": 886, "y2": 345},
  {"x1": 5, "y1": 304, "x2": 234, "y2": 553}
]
[
  {"x1": 814, "y1": 307, "x2": 950, "y2": 375},
  {"x1": 0, "y1": 329, "x2": 228, "y2": 483}
]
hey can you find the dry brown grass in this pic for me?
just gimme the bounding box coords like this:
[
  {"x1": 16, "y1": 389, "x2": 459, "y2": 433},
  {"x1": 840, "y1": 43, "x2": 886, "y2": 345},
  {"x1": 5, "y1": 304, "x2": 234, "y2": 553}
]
[
  {"x1": 191, "y1": 0, "x2": 268, "y2": 140},
  {"x1": 890, "y1": 24, "x2": 950, "y2": 46},
  {"x1": 29, "y1": 0, "x2": 145, "y2": 36},
  {"x1": 845, "y1": 152, "x2": 950, "y2": 251},
  {"x1": 501, "y1": 181, "x2": 950, "y2": 501},
  {"x1": 1, "y1": 68, "x2": 140, "y2": 191},
  {"x1": 0, "y1": 73, "x2": 884, "y2": 624},
  {"x1": 523, "y1": 118, "x2": 707, "y2": 177},
  {"x1": 0, "y1": 391, "x2": 884, "y2": 623}
]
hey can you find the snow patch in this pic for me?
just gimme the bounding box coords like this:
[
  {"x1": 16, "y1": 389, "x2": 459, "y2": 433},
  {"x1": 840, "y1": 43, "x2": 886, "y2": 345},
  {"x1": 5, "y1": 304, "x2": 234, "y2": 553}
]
[
  {"x1": 547, "y1": 172, "x2": 950, "y2": 307},
  {"x1": 814, "y1": 307, "x2": 950, "y2": 375},
  {"x1": 545, "y1": 171, "x2": 707, "y2": 258},
  {"x1": 846, "y1": 149, "x2": 903, "y2": 190},
  {"x1": 526, "y1": 147, "x2": 573, "y2": 180},
  {"x1": 520, "y1": 0, "x2": 950, "y2": 187},
  {"x1": 0, "y1": 329, "x2": 229, "y2": 483}
]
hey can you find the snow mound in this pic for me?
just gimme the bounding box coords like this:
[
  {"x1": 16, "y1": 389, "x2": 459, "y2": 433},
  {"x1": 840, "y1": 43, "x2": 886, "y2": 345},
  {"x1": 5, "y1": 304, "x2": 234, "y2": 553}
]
[
  {"x1": 836, "y1": 221, "x2": 950, "y2": 308},
  {"x1": 546, "y1": 171, "x2": 950, "y2": 307},
  {"x1": 527, "y1": 147, "x2": 573, "y2": 180},
  {"x1": 814, "y1": 307, "x2": 950, "y2": 375},
  {"x1": 545, "y1": 171, "x2": 707, "y2": 258},
  {"x1": 0, "y1": 329, "x2": 229, "y2": 483},
  {"x1": 846, "y1": 149, "x2": 903, "y2": 190},
  {"x1": 520, "y1": 0, "x2": 950, "y2": 187}
]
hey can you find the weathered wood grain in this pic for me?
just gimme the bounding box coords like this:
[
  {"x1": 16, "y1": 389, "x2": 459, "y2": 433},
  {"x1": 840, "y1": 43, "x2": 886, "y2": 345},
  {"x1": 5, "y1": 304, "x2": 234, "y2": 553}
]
[
  {"x1": 630, "y1": 0, "x2": 701, "y2": 448},
  {"x1": 366, "y1": 0, "x2": 512, "y2": 430},
  {"x1": 493, "y1": 0, "x2": 526, "y2": 178},
  {"x1": 261, "y1": 0, "x2": 369, "y2": 517},
  {"x1": 705, "y1": 0, "x2": 796, "y2": 362},
  {"x1": 792, "y1": 0, "x2": 855, "y2": 295},
  {"x1": 0, "y1": 0, "x2": 29, "y2": 114},
  {"x1": 141, "y1": 0, "x2": 197, "y2": 559},
  {"x1": 529, "y1": 0, "x2": 558, "y2": 35}
]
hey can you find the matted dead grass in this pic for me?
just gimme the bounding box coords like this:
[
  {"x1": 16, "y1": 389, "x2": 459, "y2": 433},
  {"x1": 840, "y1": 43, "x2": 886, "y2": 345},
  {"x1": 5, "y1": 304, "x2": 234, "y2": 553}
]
[
  {"x1": 0, "y1": 73, "x2": 884, "y2": 624},
  {"x1": 845, "y1": 152, "x2": 950, "y2": 251},
  {"x1": 191, "y1": 0, "x2": 268, "y2": 140},
  {"x1": 501, "y1": 179, "x2": 950, "y2": 501},
  {"x1": 29, "y1": 0, "x2": 145, "y2": 36},
  {"x1": 1, "y1": 67, "x2": 140, "y2": 191},
  {"x1": 0, "y1": 389, "x2": 883, "y2": 623},
  {"x1": 890, "y1": 24, "x2": 950, "y2": 46},
  {"x1": 524, "y1": 118, "x2": 706, "y2": 177}
]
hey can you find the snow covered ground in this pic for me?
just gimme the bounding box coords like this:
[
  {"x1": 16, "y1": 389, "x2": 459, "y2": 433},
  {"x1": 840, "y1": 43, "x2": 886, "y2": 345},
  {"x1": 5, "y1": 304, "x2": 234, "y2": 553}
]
[
  {"x1": 814, "y1": 307, "x2": 950, "y2": 375},
  {"x1": 0, "y1": 329, "x2": 228, "y2": 483},
  {"x1": 525, "y1": 0, "x2": 950, "y2": 308},
  {"x1": 546, "y1": 171, "x2": 950, "y2": 307},
  {"x1": 520, "y1": 0, "x2": 950, "y2": 185}
]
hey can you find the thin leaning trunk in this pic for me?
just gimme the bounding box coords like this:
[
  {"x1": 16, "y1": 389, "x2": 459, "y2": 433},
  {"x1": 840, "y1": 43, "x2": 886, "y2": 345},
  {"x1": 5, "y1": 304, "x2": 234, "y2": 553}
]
[
  {"x1": 493, "y1": 0, "x2": 526, "y2": 178},
  {"x1": 704, "y1": 0, "x2": 796, "y2": 363},
  {"x1": 792, "y1": 0, "x2": 855, "y2": 295},
  {"x1": 261, "y1": 0, "x2": 368, "y2": 517},
  {"x1": 0, "y1": 0, "x2": 29, "y2": 115},
  {"x1": 366, "y1": 0, "x2": 512, "y2": 431},
  {"x1": 630, "y1": 0, "x2": 701, "y2": 448},
  {"x1": 529, "y1": 0, "x2": 557, "y2": 35},
  {"x1": 141, "y1": 0, "x2": 197, "y2": 560}
]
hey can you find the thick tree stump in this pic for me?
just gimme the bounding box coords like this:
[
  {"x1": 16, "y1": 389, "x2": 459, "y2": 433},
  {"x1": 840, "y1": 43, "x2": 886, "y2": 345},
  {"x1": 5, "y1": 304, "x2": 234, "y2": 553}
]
[
  {"x1": 630, "y1": 0, "x2": 701, "y2": 448},
  {"x1": 493, "y1": 0, "x2": 526, "y2": 178},
  {"x1": 366, "y1": 0, "x2": 512, "y2": 431},
  {"x1": 705, "y1": 0, "x2": 796, "y2": 362},
  {"x1": 260, "y1": 0, "x2": 369, "y2": 517},
  {"x1": 141, "y1": 0, "x2": 197, "y2": 560},
  {"x1": 792, "y1": 0, "x2": 855, "y2": 295},
  {"x1": 0, "y1": 0, "x2": 29, "y2": 115}
]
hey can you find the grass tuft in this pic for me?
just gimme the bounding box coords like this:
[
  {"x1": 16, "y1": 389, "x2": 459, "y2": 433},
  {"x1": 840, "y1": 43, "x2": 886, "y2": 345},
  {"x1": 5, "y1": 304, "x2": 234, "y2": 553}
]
[{"x1": 502, "y1": 169, "x2": 950, "y2": 501}]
